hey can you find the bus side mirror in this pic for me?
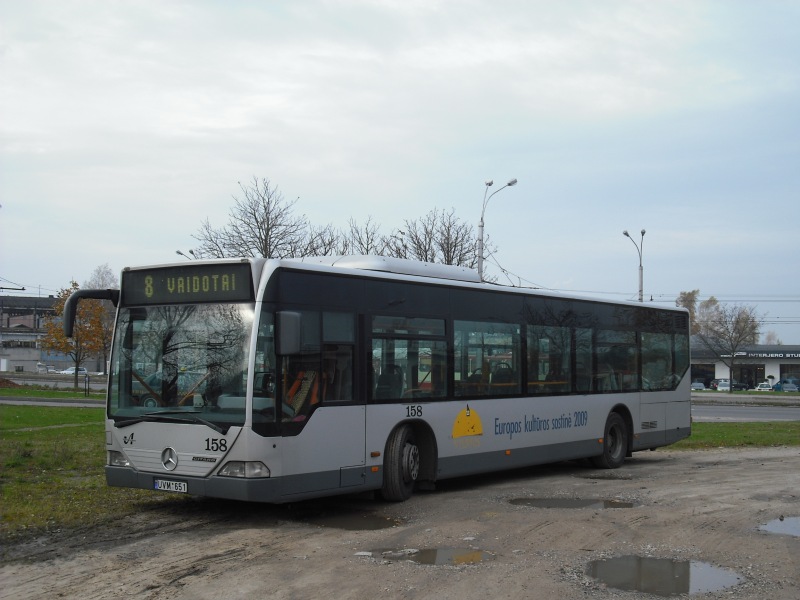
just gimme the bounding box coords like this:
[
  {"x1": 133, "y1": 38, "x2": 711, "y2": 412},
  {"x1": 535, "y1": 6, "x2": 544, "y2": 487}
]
[
  {"x1": 276, "y1": 311, "x2": 301, "y2": 356},
  {"x1": 63, "y1": 289, "x2": 120, "y2": 338}
]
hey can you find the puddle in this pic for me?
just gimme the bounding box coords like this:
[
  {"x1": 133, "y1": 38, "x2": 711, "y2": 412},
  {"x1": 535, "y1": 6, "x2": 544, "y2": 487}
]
[
  {"x1": 510, "y1": 497, "x2": 633, "y2": 509},
  {"x1": 587, "y1": 555, "x2": 743, "y2": 597},
  {"x1": 303, "y1": 512, "x2": 400, "y2": 530},
  {"x1": 759, "y1": 516, "x2": 800, "y2": 537},
  {"x1": 371, "y1": 548, "x2": 494, "y2": 565}
]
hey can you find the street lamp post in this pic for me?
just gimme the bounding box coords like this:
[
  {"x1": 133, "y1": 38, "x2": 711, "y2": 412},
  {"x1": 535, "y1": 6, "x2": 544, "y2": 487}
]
[
  {"x1": 477, "y1": 178, "x2": 517, "y2": 281},
  {"x1": 622, "y1": 229, "x2": 646, "y2": 302}
]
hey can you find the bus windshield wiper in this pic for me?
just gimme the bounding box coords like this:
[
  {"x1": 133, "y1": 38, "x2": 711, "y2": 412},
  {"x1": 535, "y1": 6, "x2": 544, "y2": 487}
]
[
  {"x1": 155, "y1": 410, "x2": 228, "y2": 434},
  {"x1": 115, "y1": 412, "x2": 227, "y2": 434},
  {"x1": 115, "y1": 414, "x2": 186, "y2": 428}
]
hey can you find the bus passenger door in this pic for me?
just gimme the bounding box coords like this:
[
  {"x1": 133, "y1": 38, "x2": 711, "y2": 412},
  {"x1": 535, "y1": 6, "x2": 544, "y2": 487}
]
[
  {"x1": 278, "y1": 343, "x2": 367, "y2": 497},
  {"x1": 279, "y1": 406, "x2": 367, "y2": 494}
]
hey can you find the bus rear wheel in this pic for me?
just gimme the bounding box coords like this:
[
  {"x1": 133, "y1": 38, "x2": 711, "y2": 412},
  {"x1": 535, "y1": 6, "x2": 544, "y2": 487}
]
[
  {"x1": 382, "y1": 425, "x2": 420, "y2": 502},
  {"x1": 591, "y1": 413, "x2": 628, "y2": 469}
]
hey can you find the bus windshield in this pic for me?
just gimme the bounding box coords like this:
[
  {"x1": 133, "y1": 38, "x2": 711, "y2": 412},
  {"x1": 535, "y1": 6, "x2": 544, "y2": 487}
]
[{"x1": 109, "y1": 302, "x2": 256, "y2": 429}]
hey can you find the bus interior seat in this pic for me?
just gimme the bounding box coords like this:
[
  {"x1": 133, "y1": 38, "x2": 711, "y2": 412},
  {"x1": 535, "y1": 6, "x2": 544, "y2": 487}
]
[
  {"x1": 288, "y1": 370, "x2": 317, "y2": 411},
  {"x1": 331, "y1": 351, "x2": 353, "y2": 401},
  {"x1": 375, "y1": 364, "x2": 403, "y2": 399},
  {"x1": 467, "y1": 368, "x2": 483, "y2": 383},
  {"x1": 491, "y1": 366, "x2": 515, "y2": 384}
]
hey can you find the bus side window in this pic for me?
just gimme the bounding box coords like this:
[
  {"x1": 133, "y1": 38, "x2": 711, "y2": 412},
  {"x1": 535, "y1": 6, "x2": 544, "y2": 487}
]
[
  {"x1": 322, "y1": 344, "x2": 353, "y2": 402},
  {"x1": 575, "y1": 328, "x2": 593, "y2": 392},
  {"x1": 527, "y1": 325, "x2": 571, "y2": 395},
  {"x1": 641, "y1": 332, "x2": 673, "y2": 391},
  {"x1": 370, "y1": 316, "x2": 446, "y2": 401},
  {"x1": 321, "y1": 313, "x2": 355, "y2": 403},
  {"x1": 254, "y1": 371, "x2": 275, "y2": 397},
  {"x1": 595, "y1": 331, "x2": 637, "y2": 392},
  {"x1": 284, "y1": 361, "x2": 320, "y2": 417},
  {"x1": 454, "y1": 319, "x2": 521, "y2": 397}
]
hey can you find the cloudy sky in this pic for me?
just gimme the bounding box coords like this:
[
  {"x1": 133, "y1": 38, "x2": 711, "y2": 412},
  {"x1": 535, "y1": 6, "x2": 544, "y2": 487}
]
[{"x1": 1, "y1": 1, "x2": 799, "y2": 340}]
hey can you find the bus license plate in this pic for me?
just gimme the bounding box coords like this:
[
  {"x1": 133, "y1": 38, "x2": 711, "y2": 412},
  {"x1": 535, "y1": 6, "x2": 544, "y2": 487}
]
[{"x1": 154, "y1": 479, "x2": 187, "y2": 493}]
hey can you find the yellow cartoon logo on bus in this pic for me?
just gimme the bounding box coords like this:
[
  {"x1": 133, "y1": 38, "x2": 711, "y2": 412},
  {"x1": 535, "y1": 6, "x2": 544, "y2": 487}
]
[{"x1": 452, "y1": 404, "x2": 483, "y2": 438}]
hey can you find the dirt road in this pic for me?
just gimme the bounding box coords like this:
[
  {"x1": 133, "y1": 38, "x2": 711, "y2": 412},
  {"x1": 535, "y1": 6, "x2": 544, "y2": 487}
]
[{"x1": 2, "y1": 447, "x2": 798, "y2": 599}]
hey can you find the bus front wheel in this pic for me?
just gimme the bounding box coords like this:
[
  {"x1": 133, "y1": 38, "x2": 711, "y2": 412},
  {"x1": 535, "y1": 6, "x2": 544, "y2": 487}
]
[
  {"x1": 382, "y1": 425, "x2": 420, "y2": 501},
  {"x1": 591, "y1": 413, "x2": 628, "y2": 469}
]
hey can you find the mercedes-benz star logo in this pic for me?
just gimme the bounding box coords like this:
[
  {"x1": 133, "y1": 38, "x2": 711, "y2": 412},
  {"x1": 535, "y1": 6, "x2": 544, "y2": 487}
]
[{"x1": 161, "y1": 447, "x2": 178, "y2": 471}]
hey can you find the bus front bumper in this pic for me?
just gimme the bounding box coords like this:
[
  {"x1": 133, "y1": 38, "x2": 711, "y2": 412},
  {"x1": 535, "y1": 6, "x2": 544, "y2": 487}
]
[{"x1": 106, "y1": 465, "x2": 283, "y2": 503}]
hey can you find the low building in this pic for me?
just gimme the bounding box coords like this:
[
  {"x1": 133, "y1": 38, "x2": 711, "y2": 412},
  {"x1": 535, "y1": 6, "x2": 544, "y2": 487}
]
[
  {"x1": 690, "y1": 344, "x2": 800, "y2": 388},
  {"x1": 0, "y1": 294, "x2": 102, "y2": 373}
]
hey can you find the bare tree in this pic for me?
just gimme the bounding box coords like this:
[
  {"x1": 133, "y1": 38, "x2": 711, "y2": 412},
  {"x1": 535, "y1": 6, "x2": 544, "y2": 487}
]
[
  {"x1": 384, "y1": 208, "x2": 483, "y2": 267},
  {"x1": 295, "y1": 223, "x2": 343, "y2": 257},
  {"x1": 762, "y1": 331, "x2": 783, "y2": 345},
  {"x1": 191, "y1": 180, "x2": 485, "y2": 271},
  {"x1": 192, "y1": 177, "x2": 311, "y2": 259},
  {"x1": 383, "y1": 228, "x2": 411, "y2": 260},
  {"x1": 695, "y1": 298, "x2": 762, "y2": 386},
  {"x1": 394, "y1": 214, "x2": 436, "y2": 263},
  {"x1": 84, "y1": 264, "x2": 119, "y2": 375},
  {"x1": 435, "y1": 208, "x2": 478, "y2": 267},
  {"x1": 344, "y1": 217, "x2": 385, "y2": 255}
]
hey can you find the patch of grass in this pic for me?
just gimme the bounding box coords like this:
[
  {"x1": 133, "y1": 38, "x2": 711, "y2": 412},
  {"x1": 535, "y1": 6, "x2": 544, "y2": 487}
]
[
  {"x1": 1, "y1": 405, "x2": 104, "y2": 431},
  {"x1": 669, "y1": 421, "x2": 800, "y2": 450},
  {"x1": 1, "y1": 406, "x2": 183, "y2": 543}
]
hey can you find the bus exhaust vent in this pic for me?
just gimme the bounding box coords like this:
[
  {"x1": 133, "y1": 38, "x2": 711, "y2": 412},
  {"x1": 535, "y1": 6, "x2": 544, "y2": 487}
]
[
  {"x1": 641, "y1": 421, "x2": 658, "y2": 430},
  {"x1": 293, "y1": 255, "x2": 482, "y2": 283}
]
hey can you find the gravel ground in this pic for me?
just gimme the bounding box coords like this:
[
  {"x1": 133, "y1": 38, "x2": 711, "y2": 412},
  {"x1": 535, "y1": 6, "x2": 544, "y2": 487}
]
[{"x1": 2, "y1": 446, "x2": 798, "y2": 599}]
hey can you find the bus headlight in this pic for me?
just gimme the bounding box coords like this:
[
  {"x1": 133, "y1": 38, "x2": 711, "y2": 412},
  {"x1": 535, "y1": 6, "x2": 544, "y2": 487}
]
[
  {"x1": 218, "y1": 461, "x2": 271, "y2": 478},
  {"x1": 108, "y1": 450, "x2": 131, "y2": 467}
]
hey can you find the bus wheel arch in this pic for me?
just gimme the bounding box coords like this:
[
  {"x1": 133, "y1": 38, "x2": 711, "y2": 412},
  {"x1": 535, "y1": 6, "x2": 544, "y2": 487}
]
[
  {"x1": 591, "y1": 408, "x2": 631, "y2": 469},
  {"x1": 381, "y1": 421, "x2": 437, "y2": 502}
]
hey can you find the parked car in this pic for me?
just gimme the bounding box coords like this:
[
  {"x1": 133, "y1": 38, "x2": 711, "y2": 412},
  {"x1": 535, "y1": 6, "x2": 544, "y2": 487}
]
[
  {"x1": 779, "y1": 383, "x2": 798, "y2": 393},
  {"x1": 716, "y1": 380, "x2": 731, "y2": 392},
  {"x1": 59, "y1": 367, "x2": 88, "y2": 376},
  {"x1": 755, "y1": 382, "x2": 773, "y2": 392},
  {"x1": 731, "y1": 381, "x2": 749, "y2": 391},
  {"x1": 690, "y1": 381, "x2": 706, "y2": 391},
  {"x1": 709, "y1": 379, "x2": 722, "y2": 390},
  {"x1": 771, "y1": 378, "x2": 800, "y2": 391}
]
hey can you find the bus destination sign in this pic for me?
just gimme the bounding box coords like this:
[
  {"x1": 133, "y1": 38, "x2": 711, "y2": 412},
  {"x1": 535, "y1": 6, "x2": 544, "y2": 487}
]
[{"x1": 122, "y1": 263, "x2": 254, "y2": 305}]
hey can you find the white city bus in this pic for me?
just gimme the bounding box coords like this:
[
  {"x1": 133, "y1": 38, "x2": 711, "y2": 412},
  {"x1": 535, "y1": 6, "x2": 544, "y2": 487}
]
[{"x1": 64, "y1": 255, "x2": 691, "y2": 503}]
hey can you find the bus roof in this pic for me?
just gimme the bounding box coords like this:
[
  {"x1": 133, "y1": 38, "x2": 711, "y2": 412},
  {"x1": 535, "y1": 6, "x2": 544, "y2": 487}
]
[
  {"x1": 278, "y1": 255, "x2": 687, "y2": 316},
  {"x1": 287, "y1": 255, "x2": 482, "y2": 283}
]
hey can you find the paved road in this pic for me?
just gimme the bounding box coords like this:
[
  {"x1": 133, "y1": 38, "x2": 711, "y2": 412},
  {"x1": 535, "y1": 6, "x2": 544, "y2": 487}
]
[
  {"x1": 692, "y1": 403, "x2": 800, "y2": 422},
  {"x1": 0, "y1": 398, "x2": 104, "y2": 408}
]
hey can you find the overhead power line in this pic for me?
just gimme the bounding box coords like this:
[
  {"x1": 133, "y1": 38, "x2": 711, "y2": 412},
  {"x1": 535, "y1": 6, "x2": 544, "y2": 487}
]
[{"x1": 488, "y1": 258, "x2": 800, "y2": 327}]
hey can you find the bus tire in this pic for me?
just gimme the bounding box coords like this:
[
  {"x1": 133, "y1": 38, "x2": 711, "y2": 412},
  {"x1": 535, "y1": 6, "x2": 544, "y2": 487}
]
[
  {"x1": 382, "y1": 425, "x2": 420, "y2": 502},
  {"x1": 591, "y1": 413, "x2": 628, "y2": 469}
]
